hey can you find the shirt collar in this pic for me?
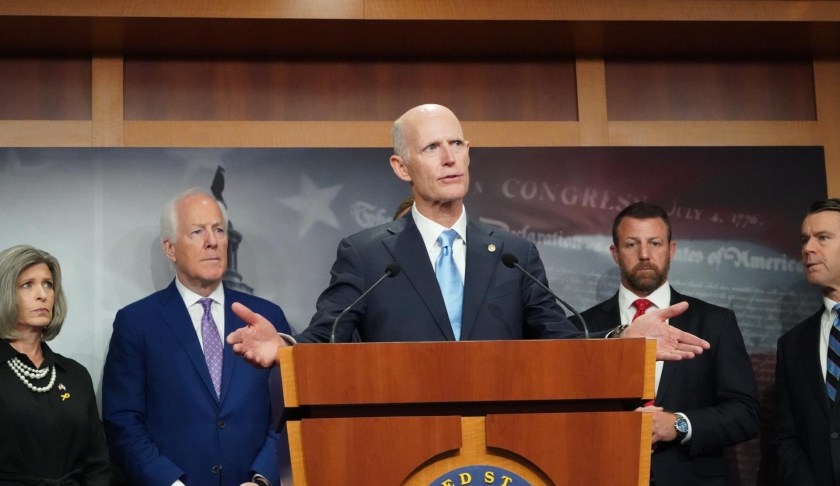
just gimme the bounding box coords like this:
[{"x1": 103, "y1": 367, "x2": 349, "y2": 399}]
[
  {"x1": 0, "y1": 339, "x2": 62, "y2": 370},
  {"x1": 40, "y1": 342, "x2": 60, "y2": 369},
  {"x1": 174, "y1": 277, "x2": 225, "y2": 309},
  {"x1": 822, "y1": 297, "x2": 840, "y2": 327},
  {"x1": 0, "y1": 339, "x2": 17, "y2": 363},
  {"x1": 412, "y1": 204, "x2": 468, "y2": 252},
  {"x1": 617, "y1": 282, "x2": 671, "y2": 314},
  {"x1": 823, "y1": 297, "x2": 839, "y2": 315}
]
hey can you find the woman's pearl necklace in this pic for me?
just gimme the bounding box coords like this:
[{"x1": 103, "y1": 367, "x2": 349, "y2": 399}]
[{"x1": 7, "y1": 357, "x2": 56, "y2": 393}]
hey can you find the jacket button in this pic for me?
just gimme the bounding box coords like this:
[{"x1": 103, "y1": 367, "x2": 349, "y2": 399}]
[
  {"x1": 217, "y1": 420, "x2": 226, "y2": 428},
  {"x1": 832, "y1": 432, "x2": 839, "y2": 440},
  {"x1": 211, "y1": 465, "x2": 221, "y2": 474}
]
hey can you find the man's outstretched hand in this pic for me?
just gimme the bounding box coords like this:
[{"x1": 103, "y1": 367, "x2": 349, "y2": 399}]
[
  {"x1": 623, "y1": 301, "x2": 710, "y2": 360},
  {"x1": 227, "y1": 302, "x2": 285, "y2": 369}
]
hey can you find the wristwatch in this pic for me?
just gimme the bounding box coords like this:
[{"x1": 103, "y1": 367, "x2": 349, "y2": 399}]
[
  {"x1": 252, "y1": 475, "x2": 271, "y2": 486},
  {"x1": 609, "y1": 323, "x2": 630, "y2": 338},
  {"x1": 674, "y1": 412, "x2": 689, "y2": 442}
]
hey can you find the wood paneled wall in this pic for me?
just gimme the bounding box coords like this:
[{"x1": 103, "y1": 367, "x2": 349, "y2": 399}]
[
  {"x1": 0, "y1": 1, "x2": 839, "y2": 192},
  {"x1": 605, "y1": 60, "x2": 817, "y2": 121},
  {"x1": 122, "y1": 60, "x2": 579, "y2": 122}
]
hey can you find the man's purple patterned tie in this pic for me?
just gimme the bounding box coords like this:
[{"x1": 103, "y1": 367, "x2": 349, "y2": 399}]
[{"x1": 200, "y1": 298, "x2": 223, "y2": 398}]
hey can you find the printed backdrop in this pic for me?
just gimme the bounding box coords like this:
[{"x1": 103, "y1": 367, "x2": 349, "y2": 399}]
[{"x1": 1, "y1": 146, "x2": 826, "y2": 484}]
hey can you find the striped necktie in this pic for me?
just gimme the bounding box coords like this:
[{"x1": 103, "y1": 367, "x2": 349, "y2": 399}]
[{"x1": 826, "y1": 304, "x2": 840, "y2": 403}]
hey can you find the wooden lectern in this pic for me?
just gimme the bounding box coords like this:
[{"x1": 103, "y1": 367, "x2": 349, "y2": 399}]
[{"x1": 278, "y1": 338, "x2": 656, "y2": 485}]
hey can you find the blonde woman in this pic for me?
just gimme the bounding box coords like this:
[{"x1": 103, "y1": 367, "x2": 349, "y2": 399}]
[{"x1": 0, "y1": 245, "x2": 109, "y2": 485}]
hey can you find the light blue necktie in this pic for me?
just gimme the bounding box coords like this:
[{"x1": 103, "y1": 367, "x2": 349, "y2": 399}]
[
  {"x1": 827, "y1": 304, "x2": 840, "y2": 403},
  {"x1": 436, "y1": 229, "x2": 463, "y2": 340}
]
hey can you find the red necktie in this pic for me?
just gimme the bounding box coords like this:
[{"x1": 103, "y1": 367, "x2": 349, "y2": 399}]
[{"x1": 632, "y1": 298, "x2": 654, "y2": 322}]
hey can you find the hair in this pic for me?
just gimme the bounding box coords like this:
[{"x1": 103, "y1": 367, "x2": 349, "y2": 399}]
[
  {"x1": 160, "y1": 188, "x2": 229, "y2": 243},
  {"x1": 807, "y1": 198, "x2": 840, "y2": 216},
  {"x1": 393, "y1": 196, "x2": 414, "y2": 220},
  {"x1": 391, "y1": 115, "x2": 409, "y2": 162},
  {"x1": 612, "y1": 201, "x2": 672, "y2": 244},
  {"x1": 0, "y1": 245, "x2": 67, "y2": 341}
]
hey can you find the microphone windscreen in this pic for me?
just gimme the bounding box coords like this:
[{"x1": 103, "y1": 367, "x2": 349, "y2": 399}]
[
  {"x1": 385, "y1": 262, "x2": 402, "y2": 277},
  {"x1": 501, "y1": 253, "x2": 519, "y2": 268}
]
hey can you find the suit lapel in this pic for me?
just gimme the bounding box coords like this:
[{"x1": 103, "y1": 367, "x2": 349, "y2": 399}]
[
  {"x1": 460, "y1": 221, "x2": 503, "y2": 340},
  {"x1": 158, "y1": 281, "x2": 219, "y2": 401},
  {"x1": 221, "y1": 287, "x2": 242, "y2": 405},
  {"x1": 383, "y1": 215, "x2": 456, "y2": 340},
  {"x1": 656, "y1": 289, "x2": 686, "y2": 401},
  {"x1": 597, "y1": 295, "x2": 620, "y2": 322},
  {"x1": 585, "y1": 294, "x2": 620, "y2": 332},
  {"x1": 799, "y1": 310, "x2": 832, "y2": 418}
]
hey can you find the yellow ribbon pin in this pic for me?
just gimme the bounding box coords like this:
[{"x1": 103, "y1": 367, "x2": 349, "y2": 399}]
[{"x1": 61, "y1": 393, "x2": 71, "y2": 401}]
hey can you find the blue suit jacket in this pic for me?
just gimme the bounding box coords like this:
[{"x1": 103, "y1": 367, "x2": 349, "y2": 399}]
[
  {"x1": 298, "y1": 214, "x2": 580, "y2": 342},
  {"x1": 578, "y1": 288, "x2": 760, "y2": 486},
  {"x1": 775, "y1": 308, "x2": 840, "y2": 486},
  {"x1": 103, "y1": 281, "x2": 290, "y2": 486}
]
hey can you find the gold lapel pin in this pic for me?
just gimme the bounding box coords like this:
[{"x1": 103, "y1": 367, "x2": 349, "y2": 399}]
[{"x1": 488, "y1": 244, "x2": 496, "y2": 252}]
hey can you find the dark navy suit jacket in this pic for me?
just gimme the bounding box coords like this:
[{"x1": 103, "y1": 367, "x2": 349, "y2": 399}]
[
  {"x1": 775, "y1": 308, "x2": 840, "y2": 486},
  {"x1": 297, "y1": 214, "x2": 580, "y2": 342},
  {"x1": 103, "y1": 281, "x2": 290, "y2": 485},
  {"x1": 577, "y1": 288, "x2": 760, "y2": 486}
]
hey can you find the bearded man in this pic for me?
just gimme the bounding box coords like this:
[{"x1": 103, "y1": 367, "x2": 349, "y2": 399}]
[{"x1": 574, "y1": 201, "x2": 760, "y2": 486}]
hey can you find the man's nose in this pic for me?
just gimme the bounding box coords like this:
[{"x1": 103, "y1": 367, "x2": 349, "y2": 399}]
[
  {"x1": 206, "y1": 231, "x2": 218, "y2": 247},
  {"x1": 440, "y1": 143, "x2": 456, "y2": 164}
]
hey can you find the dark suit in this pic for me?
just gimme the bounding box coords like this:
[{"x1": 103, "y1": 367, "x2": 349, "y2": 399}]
[
  {"x1": 774, "y1": 308, "x2": 840, "y2": 486},
  {"x1": 578, "y1": 288, "x2": 760, "y2": 486},
  {"x1": 297, "y1": 214, "x2": 580, "y2": 342},
  {"x1": 102, "y1": 281, "x2": 290, "y2": 486}
]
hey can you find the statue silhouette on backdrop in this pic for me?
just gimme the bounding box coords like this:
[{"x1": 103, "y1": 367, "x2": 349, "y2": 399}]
[{"x1": 211, "y1": 165, "x2": 253, "y2": 294}]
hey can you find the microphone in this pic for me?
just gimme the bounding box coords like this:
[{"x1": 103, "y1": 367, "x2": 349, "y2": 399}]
[
  {"x1": 330, "y1": 262, "x2": 402, "y2": 343},
  {"x1": 501, "y1": 253, "x2": 589, "y2": 338}
]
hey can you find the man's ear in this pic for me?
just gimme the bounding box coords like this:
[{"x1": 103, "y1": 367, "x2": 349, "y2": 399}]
[
  {"x1": 389, "y1": 155, "x2": 411, "y2": 182},
  {"x1": 162, "y1": 239, "x2": 177, "y2": 263}
]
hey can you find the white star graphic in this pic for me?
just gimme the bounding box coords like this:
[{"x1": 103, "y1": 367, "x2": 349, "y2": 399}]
[{"x1": 277, "y1": 174, "x2": 343, "y2": 238}]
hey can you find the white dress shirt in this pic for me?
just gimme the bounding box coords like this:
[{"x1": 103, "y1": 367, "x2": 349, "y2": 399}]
[
  {"x1": 617, "y1": 283, "x2": 669, "y2": 393},
  {"x1": 618, "y1": 282, "x2": 693, "y2": 443},
  {"x1": 819, "y1": 296, "x2": 840, "y2": 380},
  {"x1": 411, "y1": 204, "x2": 467, "y2": 282},
  {"x1": 174, "y1": 278, "x2": 226, "y2": 352}
]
